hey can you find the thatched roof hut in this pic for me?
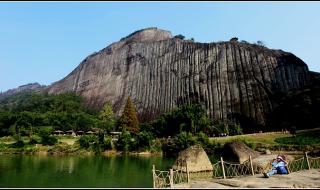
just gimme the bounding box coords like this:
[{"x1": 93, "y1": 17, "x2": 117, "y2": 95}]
[
  {"x1": 172, "y1": 145, "x2": 213, "y2": 172},
  {"x1": 53, "y1": 130, "x2": 64, "y2": 135},
  {"x1": 222, "y1": 141, "x2": 260, "y2": 164}
]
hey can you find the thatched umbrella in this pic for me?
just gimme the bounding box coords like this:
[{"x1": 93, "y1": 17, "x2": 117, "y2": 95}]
[
  {"x1": 54, "y1": 130, "x2": 64, "y2": 135},
  {"x1": 86, "y1": 131, "x2": 94, "y2": 134},
  {"x1": 172, "y1": 145, "x2": 213, "y2": 172},
  {"x1": 66, "y1": 130, "x2": 76, "y2": 136}
]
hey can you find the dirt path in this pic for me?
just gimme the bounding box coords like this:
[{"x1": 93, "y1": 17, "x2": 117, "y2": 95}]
[{"x1": 174, "y1": 169, "x2": 320, "y2": 188}]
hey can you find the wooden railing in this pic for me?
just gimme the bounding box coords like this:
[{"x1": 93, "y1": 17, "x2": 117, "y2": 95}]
[{"x1": 152, "y1": 152, "x2": 320, "y2": 188}]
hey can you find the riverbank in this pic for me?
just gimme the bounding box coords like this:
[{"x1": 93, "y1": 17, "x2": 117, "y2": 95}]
[
  {"x1": 0, "y1": 135, "x2": 163, "y2": 156},
  {"x1": 174, "y1": 169, "x2": 320, "y2": 188},
  {"x1": 0, "y1": 145, "x2": 163, "y2": 157},
  {"x1": 1, "y1": 128, "x2": 319, "y2": 157}
]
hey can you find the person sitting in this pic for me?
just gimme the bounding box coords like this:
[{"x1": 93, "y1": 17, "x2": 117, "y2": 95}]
[{"x1": 263, "y1": 155, "x2": 288, "y2": 178}]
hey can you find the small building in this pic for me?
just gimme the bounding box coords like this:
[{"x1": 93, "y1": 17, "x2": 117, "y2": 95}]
[
  {"x1": 109, "y1": 131, "x2": 122, "y2": 139},
  {"x1": 76, "y1": 131, "x2": 84, "y2": 136},
  {"x1": 91, "y1": 127, "x2": 101, "y2": 134},
  {"x1": 53, "y1": 130, "x2": 64, "y2": 136},
  {"x1": 66, "y1": 130, "x2": 76, "y2": 136}
]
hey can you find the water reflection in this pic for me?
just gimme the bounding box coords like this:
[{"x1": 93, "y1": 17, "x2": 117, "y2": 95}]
[{"x1": 0, "y1": 155, "x2": 174, "y2": 188}]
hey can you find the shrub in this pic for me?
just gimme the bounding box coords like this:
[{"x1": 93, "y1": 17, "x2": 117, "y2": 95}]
[
  {"x1": 78, "y1": 135, "x2": 96, "y2": 149},
  {"x1": 103, "y1": 136, "x2": 113, "y2": 150},
  {"x1": 173, "y1": 131, "x2": 196, "y2": 151},
  {"x1": 174, "y1": 34, "x2": 185, "y2": 40},
  {"x1": 150, "y1": 139, "x2": 163, "y2": 153},
  {"x1": 28, "y1": 138, "x2": 38, "y2": 145},
  {"x1": 196, "y1": 131, "x2": 209, "y2": 148},
  {"x1": 230, "y1": 37, "x2": 238, "y2": 42},
  {"x1": 228, "y1": 123, "x2": 243, "y2": 136},
  {"x1": 116, "y1": 130, "x2": 132, "y2": 152},
  {"x1": 137, "y1": 131, "x2": 153, "y2": 150},
  {"x1": 39, "y1": 127, "x2": 57, "y2": 146},
  {"x1": 11, "y1": 140, "x2": 25, "y2": 148}
]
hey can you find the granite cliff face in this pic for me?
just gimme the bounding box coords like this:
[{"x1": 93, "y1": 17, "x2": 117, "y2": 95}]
[{"x1": 45, "y1": 27, "x2": 310, "y2": 127}]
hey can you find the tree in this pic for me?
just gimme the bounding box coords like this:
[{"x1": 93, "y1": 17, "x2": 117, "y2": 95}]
[
  {"x1": 174, "y1": 34, "x2": 185, "y2": 40},
  {"x1": 256, "y1": 40, "x2": 265, "y2": 47},
  {"x1": 100, "y1": 102, "x2": 114, "y2": 121},
  {"x1": 99, "y1": 102, "x2": 116, "y2": 131},
  {"x1": 118, "y1": 97, "x2": 139, "y2": 134},
  {"x1": 39, "y1": 126, "x2": 57, "y2": 145},
  {"x1": 230, "y1": 37, "x2": 238, "y2": 42}
]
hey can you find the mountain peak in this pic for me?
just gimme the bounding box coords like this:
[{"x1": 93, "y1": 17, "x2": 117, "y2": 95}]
[{"x1": 120, "y1": 27, "x2": 172, "y2": 42}]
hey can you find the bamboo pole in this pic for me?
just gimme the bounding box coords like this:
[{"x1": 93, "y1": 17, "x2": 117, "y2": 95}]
[
  {"x1": 249, "y1": 155, "x2": 255, "y2": 175},
  {"x1": 305, "y1": 152, "x2": 311, "y2": 170},
  {"x1": 186, "y1": 162, "x2": 190, "y2": 183},
  {"x1": 152, "y1": 164, "x2": 156, "y2": 188},
  {"x1": 221, "y1": 157, "x2": 226, "y2": 179},
  {"x1": 169, "y1": 169, "x2": 174, "y2": 188}
]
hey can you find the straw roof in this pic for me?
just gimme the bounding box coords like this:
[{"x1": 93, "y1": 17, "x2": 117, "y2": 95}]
[
  {"x1": 172, "y1": 145, "x2": 213, "y2": 172},
  {"x1": 86, "y1": 131, "x2": 94, "y2": 134},
  {"x1": 222, "y1": 141, "x2": 260, "y2": 164},
  {"x1": 54, "y1": 130, "x2": 64, "y2": 133}
]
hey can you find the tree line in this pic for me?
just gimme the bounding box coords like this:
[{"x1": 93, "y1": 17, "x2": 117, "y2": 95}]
[{"x1": 0, "y1": 91, "x2": 244, "y2": 155}]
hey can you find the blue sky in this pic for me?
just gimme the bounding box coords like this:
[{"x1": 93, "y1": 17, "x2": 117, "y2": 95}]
[{"x1": 1, "y1": 2, "x2": 320, "y2": 92}]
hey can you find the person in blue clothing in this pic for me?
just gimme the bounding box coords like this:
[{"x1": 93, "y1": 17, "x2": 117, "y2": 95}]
[{"x1": 263, "y1": 155, "x2": 288, "y2": 178}]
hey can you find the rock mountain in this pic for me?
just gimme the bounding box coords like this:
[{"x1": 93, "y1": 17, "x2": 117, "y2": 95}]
[{"x1": 45, "y1": 27, "x2": 310, "y2": 127}]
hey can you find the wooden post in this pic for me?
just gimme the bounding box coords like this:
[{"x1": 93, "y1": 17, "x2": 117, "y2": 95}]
[
  {"x1": 152, "y1": 165, "x2": 156, "y2": 188},
  {"x1": 169, "y1": 169, "x2": 174, "y2": 188},
  {"x1": 249, "y1": 155, "x2": 255, "y2": 175},
  {"x1": 305, "y1": 152, "x2": 311, "y2": 170},
  {"x1": 186, "y1": 163, "x2": 190, "y2": 183},
  {"x1": 220, "y1": 157, "x2": 226, "y2": 179}
]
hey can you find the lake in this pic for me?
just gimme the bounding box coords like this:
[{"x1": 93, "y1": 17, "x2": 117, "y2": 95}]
[{"x1": 0, "y1": 155, "x2": 175, "y2": 188}]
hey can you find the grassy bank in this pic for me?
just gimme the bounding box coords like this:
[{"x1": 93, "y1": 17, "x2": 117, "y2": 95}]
[
  {"x1": 0, "y1": 135, "x2": 163, "y2": 156},
  {"x1": 1, "y1": 128, "x2": 319, "y2": 156},
  {"x1": 209, "y1": 128, "x2": 320, "y2": 152}
]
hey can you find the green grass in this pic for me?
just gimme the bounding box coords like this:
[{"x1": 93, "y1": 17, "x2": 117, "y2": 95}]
[
  {"x1": 209, "y1": 128, "x2": 320, "y2": 151},
  {"x1": 275, "y1": 129, "x2": 320, "y2": 145}
]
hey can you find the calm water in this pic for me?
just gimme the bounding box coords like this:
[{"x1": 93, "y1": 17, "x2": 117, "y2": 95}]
[{"x1": 0, "y1": 155, "x2": 175, "y2": 188}]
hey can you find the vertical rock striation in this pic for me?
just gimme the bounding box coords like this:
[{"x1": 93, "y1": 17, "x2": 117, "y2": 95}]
[{"x1": 45, "y1": 27, "x2": 310, "y2": 128}]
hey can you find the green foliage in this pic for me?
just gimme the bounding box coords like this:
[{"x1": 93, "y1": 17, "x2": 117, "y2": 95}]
[
  {"x1": 196, "y1": 131, "x2": 209, "y2": 148},
  {"x1": 136, "y1": 131, "x2": 154, "y2": 151},
  {"x1": 10, "y1": 140, "x2": 25, "y2": 148},
  {"x1": 118, "y1": 97, "x2": 139, "y2": 134},
  {"x1": 78, "y1": 135, "x2": 96, "y2": 149},
  {"x1": 116, "y1": 130, "x2": 133, "y2": 152},
  {"x1": 28, "y1": 138, "x2": 38, "y2": 145},
  {"x1": 148, "y1": 103, "x2": 213, "y2": 138},
  {"x1": 39, "y1": 127, "x2": 57, "y2": 146},
  {"x1": 103, "y1": 136, "x2": 113, "y2": 150},
  {"x1": 99, "y1": 102, "x2": 116, "y2": 132},
  {"x1": 275, "y1": 129, "x2": 320, "y2": 145},
  {"x1": 173, "y1": 131, "x2": 196, "y2": 150},
  {"x1": 100, "y1": 102, "x2": 114, "y2": 121},
  {"x1": 0, "y1": 91, "x2": 102, "y2": 138}
]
